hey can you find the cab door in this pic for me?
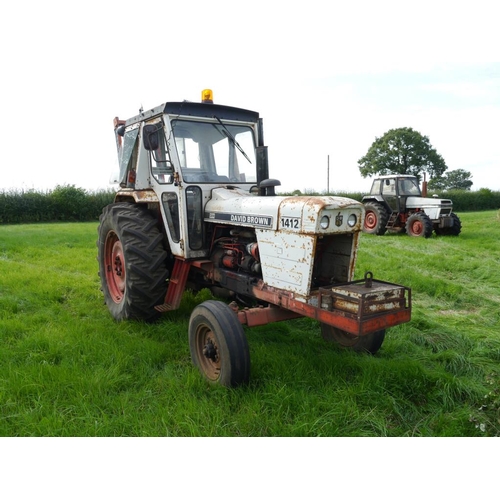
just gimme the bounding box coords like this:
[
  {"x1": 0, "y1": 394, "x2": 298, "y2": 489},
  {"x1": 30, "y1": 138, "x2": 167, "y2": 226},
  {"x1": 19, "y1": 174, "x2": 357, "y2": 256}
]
[
  {"x1": 140, "y1": 120, "x2": 207, "y2": 260},
  {"x1": 382, "y1": 178, "x2": 402, "y2": 212}
]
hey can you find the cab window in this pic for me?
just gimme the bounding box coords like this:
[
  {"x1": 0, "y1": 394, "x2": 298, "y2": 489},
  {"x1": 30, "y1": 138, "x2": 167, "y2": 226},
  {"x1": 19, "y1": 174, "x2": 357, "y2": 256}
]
[
  {"x1": 171, "y1": 119, "x2": 257, "y2": 183},
  {"x1": 382, "y1": 178, "x2": 396, "y2": 195},
  {"x1": 145, "y1": 123, "x2": 174, "y2": 184}
]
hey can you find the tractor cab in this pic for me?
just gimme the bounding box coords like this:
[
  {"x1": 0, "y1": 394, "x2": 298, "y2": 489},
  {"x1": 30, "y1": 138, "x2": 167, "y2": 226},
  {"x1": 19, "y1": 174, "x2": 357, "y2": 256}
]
[
  {"x1": 113, "y1": 90, "x2": 275, "y2": 260},
  {"x1": 368, "y1": 175, "x2": 421, "y2": 213}
]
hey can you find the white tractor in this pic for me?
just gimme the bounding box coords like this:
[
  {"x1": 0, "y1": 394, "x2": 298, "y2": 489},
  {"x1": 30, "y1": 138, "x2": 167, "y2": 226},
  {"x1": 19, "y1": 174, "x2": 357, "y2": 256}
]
[
  {"x1": 362, "y1": 175, "x2": 462, "y2": 237},
  {"x1": 97, "y1": 90, "x2": 412, "y2": 386}
]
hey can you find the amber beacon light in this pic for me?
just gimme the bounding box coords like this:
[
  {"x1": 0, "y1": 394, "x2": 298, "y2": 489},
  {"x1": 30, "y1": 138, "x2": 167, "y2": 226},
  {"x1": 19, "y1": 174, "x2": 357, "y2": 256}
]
[{"x1": 201, "y1": 89, "x2": 214, "y2": 103}]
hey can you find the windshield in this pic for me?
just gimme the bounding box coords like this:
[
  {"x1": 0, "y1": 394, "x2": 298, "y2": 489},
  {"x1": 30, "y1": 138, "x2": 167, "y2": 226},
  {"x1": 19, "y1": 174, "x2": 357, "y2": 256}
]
[
  {"x1": 398, "y1": 178, "x2": 421, "y2": 196},
  {"x1": 171, "y1": 119, "x2": 257, "y2": 183}
]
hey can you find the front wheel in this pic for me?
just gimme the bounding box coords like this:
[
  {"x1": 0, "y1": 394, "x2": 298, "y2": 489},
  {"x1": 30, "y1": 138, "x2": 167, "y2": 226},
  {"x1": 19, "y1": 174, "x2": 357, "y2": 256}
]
[
  {"x1": 321, "y1": 324, "x2": 385, "y2": 354},
  {"x1": 189, "y1": 300, "x2": 250, "y2": 387},
  {"x1": 405, "y1": 212, "x2": 433, "y2": 238},
  {"x1": 435, "y1": 213, "x2": 462, "y2": 236}
]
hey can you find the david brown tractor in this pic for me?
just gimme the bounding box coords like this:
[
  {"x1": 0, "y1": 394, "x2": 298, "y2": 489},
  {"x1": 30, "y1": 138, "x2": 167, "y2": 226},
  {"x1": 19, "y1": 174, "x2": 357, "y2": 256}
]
[
  {"x1": 97, "y1": 90, "x2": 412, "y2": 386},
  {"x1": 362, "y1": 175, "x2": 462, "y2": 238}
]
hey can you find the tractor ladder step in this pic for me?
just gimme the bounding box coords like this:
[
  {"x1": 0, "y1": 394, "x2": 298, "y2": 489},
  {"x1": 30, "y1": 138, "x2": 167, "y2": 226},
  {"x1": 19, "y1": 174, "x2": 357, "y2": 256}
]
[
  {"x1": 386, "y1": 212, "x2": 398, "y2": 228},
  {"x1": 155, "y1": 258, "x2": 191, "y2": 312}
]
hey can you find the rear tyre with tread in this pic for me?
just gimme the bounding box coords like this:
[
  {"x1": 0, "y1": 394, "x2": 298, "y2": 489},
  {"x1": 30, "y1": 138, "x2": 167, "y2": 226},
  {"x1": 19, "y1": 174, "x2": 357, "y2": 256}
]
[
  {"x1": 97, "y1": 203, "x2": 170, "y2": 321},
  {"x1": 189, "y1": 300, "x2": 250, "y2": 387},
  {"x1": 363, "y1": 202, "x2": 390, "y2": 235},
  {"x1": 321, "y1": 324, "x2": 385, "y2": 354}
]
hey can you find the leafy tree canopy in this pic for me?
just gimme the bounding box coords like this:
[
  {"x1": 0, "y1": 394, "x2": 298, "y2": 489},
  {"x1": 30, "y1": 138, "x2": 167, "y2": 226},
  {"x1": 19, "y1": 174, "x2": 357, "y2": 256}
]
[
  {"x1": 358, "y1": 127, "x2": 447, "y2": 181},
  {"x1": 428, "y1": 168, "x2": 473, "y2": 191}
]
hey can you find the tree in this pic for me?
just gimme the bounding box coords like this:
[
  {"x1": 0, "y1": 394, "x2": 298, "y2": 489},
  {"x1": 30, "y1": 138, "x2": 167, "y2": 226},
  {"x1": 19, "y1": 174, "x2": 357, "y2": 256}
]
[
  {"x1": 358, "y1": 127, "x2": 447, "y2": 181},
  {"x1": 428, "y1": 169, "x2": 473, "y2": 191}
]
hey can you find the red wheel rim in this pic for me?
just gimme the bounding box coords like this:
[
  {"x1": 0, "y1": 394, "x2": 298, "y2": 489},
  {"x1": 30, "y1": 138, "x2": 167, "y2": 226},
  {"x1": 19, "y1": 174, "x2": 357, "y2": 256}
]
[
  {"x1": 410, "y1": 220, "x2": 423, "y2": 236},
  {"x1": 104, "y1": 231, "x2": 126, "y2": 303},
  {"x1": 364, "y1": 211, "x2": 377, "y2": 230}
]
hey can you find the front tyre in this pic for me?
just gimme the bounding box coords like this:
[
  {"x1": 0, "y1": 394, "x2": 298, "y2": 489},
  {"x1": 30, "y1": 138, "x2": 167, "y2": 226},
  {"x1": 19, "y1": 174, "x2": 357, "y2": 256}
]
[
  {"x1": 447, "y1": 213, "x2": 462, "y2": 236},
  {"x1": 189, "y1": 300, "x2": 250, "y2": 387},
  {"x1": 97, "y1": 203, "x2": 170, "y2": 321},
  {"x1": 435, "y1": 213, "x2": 462, "y2": 236},
  {"x1": 321, "y1": 324, "x2": 385, "y2": 354},
  {"x1": 405, "y1": 212, "x2": 433, "y2": 238}
]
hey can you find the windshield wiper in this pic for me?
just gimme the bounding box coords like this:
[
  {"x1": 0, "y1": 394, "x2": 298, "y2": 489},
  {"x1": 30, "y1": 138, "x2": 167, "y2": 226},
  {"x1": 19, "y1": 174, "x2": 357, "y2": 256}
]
[{"x1": 213, "y1": 115, "x2": 252, "y2": 164}]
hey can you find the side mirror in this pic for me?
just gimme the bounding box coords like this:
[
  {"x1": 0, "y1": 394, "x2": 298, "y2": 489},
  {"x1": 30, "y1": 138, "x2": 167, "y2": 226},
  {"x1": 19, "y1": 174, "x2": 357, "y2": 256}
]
[
  {"x1": 143, "y1": 124, "x2": 160, "y2": 151},
  {"x1": 259, "y1": 178, "x2": 281, "y2": 196}
]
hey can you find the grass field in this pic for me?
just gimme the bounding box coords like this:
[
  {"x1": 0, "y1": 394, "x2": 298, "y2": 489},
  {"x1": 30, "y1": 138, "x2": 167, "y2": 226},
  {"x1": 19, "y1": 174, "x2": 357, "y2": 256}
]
[{"x1": 0, "y1": 212, "x2": 499, "y2": 436}]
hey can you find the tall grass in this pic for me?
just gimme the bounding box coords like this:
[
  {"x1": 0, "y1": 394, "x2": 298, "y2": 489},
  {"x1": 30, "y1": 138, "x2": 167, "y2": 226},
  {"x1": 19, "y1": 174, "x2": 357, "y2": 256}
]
[{"x1": 0, "y1": 212, "x2": 499, "y2": 436}]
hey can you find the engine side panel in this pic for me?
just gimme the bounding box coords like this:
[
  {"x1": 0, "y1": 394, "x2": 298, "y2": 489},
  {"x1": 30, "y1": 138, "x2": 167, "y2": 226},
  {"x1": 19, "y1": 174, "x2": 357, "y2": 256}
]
[{"x1": 256, "y1": 229, "x2": 315, "y2": 296}]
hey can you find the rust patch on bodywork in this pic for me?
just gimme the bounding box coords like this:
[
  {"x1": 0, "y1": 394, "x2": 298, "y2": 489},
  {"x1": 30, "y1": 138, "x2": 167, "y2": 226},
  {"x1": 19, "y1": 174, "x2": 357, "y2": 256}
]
[{"x1": 115, "y1": 189, "x2": 159, "y2": 204}]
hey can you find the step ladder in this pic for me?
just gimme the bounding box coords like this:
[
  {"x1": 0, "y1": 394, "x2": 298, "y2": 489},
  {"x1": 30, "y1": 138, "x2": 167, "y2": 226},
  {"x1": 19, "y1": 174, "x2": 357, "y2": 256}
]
[
  {"x1": 154, "y1": 258, "x2": 191, "y2": 312},
  {"x1": 385, "y1": 212, "x2": 398, "y2": 229}
]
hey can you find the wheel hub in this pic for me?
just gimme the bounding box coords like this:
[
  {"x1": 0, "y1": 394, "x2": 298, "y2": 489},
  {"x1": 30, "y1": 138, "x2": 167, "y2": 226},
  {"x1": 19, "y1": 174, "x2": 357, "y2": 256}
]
[
  {"x1": 203, "y1": 340, "x2": 219, "y2": 362},
  {"x1": 113, "y1": 255, "x2": 123, "y2": 276},
  {"x1": 365, "y1": 212, "x2": 377, "y2": 229},
  {"x1": 411, "y1": 221, "x2": 423, "y2": 234}
]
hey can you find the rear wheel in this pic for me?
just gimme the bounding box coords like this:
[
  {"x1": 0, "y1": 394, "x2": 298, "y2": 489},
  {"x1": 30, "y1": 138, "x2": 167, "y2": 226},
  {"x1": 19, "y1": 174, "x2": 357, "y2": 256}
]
[
  {"x1": 97, "y1": 203, "x2": 170, "y2": 321},
  {"x1": 321, "y1": 324, "x2": 385, "y2": 354},
  {"x1": 363, "y1": 202, "x2": 390, "y2": 235},
  {"x1": 189, "y1": 300, "x2": 250, "y2": 387},
  {"x1": 405, "y1": 212, "x2": 433, "y2": 238}
]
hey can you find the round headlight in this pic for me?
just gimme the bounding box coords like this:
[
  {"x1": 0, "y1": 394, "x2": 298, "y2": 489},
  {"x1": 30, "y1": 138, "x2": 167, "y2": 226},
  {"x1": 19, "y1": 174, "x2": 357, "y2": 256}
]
[
  {"x1": 347, "y1": 214, "x2": 357, "y2": 227},
  {"x1": 320, "y1": 215, "x2": 330, "y2": 229}
]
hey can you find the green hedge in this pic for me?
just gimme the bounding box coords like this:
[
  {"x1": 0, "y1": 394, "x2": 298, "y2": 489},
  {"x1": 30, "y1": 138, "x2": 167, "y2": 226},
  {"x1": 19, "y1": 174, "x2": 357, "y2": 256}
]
[
  {"x1": 0, "y1": 185, "x2": 116, "y2": 224},
  {"x1": 428, "y1": 188, "x2": 500, "y2": 212},
  {"x1": 286, "y1": 189, "x2": 500, "y2": 212},
  {"x1": 2, "y1": 186, "x2": 499, "y2": 225}
]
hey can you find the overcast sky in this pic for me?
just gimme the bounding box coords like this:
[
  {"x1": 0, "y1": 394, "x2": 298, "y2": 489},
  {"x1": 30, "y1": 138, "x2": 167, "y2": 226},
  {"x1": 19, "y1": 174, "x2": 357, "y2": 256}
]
[{"x1": 1, "y1": 0, "x2": 498, "y2": 194}]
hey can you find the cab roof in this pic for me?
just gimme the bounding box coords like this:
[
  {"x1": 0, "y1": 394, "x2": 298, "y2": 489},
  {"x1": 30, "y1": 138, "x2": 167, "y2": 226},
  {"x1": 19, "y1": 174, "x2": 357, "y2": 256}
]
[
  {"x1": 124, "y1": 101, "x2": 259, "y2": 127},
  {"x1": 374, "y1": 174, "x2": 418, "y2": 179}
]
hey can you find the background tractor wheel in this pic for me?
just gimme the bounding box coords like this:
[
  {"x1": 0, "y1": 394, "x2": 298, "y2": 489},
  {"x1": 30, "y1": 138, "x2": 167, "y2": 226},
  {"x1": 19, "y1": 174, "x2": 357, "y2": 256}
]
[
  {"x1": 435, "y1": 213, "x2": 462, "y2": 236},
  {"x1": 97, "y1": 203, "x2": 170, "y2": 321},
  {"x1": 405, "y1": 212, "x2": 433, "y2": 238},
  {"x1": 321, "y1": 324, "x2": 385, "y2": 354},
  {"x1": 363, "y1": 202, "x2": 390, "y2": 235},
  {"x1": 189, "y1": 300, "x2": 250, "y2": 387}
]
